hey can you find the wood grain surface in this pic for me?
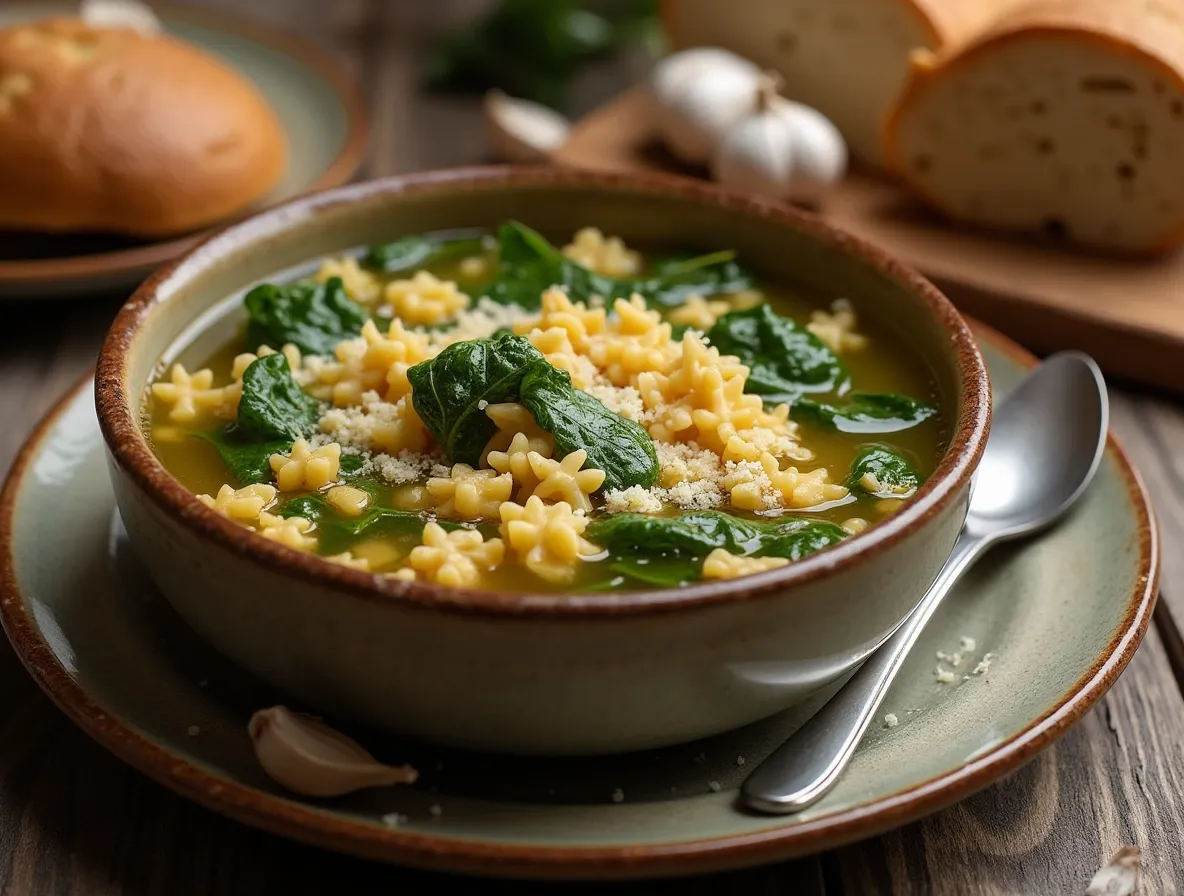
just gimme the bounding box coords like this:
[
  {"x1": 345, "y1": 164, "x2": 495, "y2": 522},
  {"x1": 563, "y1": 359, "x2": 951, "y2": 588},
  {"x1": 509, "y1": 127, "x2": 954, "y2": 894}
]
[{"x1": 0, "y1": 1, "x2": 1182, "y2": 893}]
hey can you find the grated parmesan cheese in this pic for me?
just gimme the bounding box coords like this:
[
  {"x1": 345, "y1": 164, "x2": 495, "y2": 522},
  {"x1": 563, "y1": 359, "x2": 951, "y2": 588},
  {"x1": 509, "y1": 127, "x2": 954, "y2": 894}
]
[
  {"x1": 603, "y1": 485, "x2": 664, "y2": 514},
  {"x1": 884, "y1": 713, "x2": 899, "y2": 728}
]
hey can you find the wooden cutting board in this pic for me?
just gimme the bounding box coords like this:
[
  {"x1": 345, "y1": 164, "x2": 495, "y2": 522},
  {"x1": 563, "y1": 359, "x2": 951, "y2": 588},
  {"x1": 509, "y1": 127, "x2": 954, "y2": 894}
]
[{"x1": 553, "y1": 87, "x2": 1184, "y2": 394}]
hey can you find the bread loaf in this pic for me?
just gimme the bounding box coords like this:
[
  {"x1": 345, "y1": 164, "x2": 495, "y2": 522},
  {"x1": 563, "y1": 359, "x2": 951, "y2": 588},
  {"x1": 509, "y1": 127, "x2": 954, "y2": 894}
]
[
  {"x1": 885, "y1": 0, "x2": 1184, "y2": 253},
  {"x1": 0, "y1": 18, "x2": 286, "y2": 237},
  {"x1": 659, "y1": 0, "x2": 1016, "y2": 166}
]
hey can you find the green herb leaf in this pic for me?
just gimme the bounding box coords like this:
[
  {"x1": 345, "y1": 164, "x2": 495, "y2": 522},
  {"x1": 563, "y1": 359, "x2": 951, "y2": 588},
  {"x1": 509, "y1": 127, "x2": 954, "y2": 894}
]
[
  {"x1": 194, "y1": 429, "x2": 289, "y2": 485},
  {"x1": 588, "y1": 511, "x2": 846, "y2": 586},
  {"x1": 520, "y1": 365, "x2": 658, "y2": 491},
  {"x1": 846, "y1": 447, "x2": 922, "y2": 497},
  {"x1": 362, "y1": 235, "x2": 487, "y2": 273},
  {"x1": 792, "y1": 393, "x2": 937, "y2": 434},
  {"x1": 484, "y1": 221, "x2": 755, "y2": 310},
  {"x1": 407, "y1": 333, "x2": 546, "y2": 465},
  {"x1": 278, "y1": 494, "x2": 459, "y2": 555},
  {"x1": 706, "y1": 305, "x2": 848, "y2": 403},
  {"x1": 244, "y1": 276, "x2": 367, "y2": 356},
  {"x1": 235, "y1": 353, "x2": 320, "y2": 442}
]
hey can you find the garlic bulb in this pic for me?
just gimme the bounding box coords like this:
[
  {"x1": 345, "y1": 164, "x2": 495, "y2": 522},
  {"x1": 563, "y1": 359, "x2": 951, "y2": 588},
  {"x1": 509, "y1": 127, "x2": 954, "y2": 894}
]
[
  {"x1": 79, "y1": 0, "x2": 161, "y2": 35},
  {"x1": 248, "y1": 706, "x2": 418, "y2": 798},
  {"x1": 484, "y1": 90, "x2": 571, "y2": 164},
  {"x1": 651, "y1": 47, "x2": 760, "y2": 165},
  {"x1": 712, "y1": 74, "x2": 847, "y2": 205}
]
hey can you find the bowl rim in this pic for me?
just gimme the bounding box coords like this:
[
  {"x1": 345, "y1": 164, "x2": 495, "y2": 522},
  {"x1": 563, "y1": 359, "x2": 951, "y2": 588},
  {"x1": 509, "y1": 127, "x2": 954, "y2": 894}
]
[{"x1": 94, "y1": 165, "x2": 992, "y2": 619}]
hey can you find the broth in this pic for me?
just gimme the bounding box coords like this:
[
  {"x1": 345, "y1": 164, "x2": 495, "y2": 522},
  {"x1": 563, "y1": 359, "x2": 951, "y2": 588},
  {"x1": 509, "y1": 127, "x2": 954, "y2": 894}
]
[{"x1": 146, "y1": 225, "x2": 946, "y2": 593}]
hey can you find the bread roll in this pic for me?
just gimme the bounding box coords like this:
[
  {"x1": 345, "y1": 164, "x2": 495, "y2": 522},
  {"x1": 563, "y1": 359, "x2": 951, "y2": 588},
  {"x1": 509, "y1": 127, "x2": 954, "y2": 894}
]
[
  {"x1": 0, "y1": 18, "x2": 286, "y2": 237},
  {"x1": 659, "y1": 0, "x2": 1017, "y2": 166},
  {"x1": 886, "y1": 0, "x2": 1184, "y2": 253}
]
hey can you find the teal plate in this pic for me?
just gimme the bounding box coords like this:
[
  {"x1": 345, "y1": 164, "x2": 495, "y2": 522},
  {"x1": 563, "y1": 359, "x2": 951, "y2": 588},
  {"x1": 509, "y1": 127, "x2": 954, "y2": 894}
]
[
  {"x1": 0, "y1": 2, "x2": 367, "y2": 298},
  {"x1": 0, "y1": 325, "x2": 1158, "y2": 880}
]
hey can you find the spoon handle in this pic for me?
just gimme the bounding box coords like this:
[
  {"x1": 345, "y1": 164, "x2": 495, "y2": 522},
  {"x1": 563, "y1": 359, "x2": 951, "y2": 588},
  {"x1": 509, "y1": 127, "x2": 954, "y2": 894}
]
[{"x1": 740, "y1": 533, "x2": 987, "y2": 814}]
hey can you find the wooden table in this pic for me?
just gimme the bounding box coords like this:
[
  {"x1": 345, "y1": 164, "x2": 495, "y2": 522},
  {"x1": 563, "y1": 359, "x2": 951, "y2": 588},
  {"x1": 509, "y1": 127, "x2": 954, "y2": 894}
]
[{"x1": 3, "y1": 2, "x2": 1184, "y2": 892}]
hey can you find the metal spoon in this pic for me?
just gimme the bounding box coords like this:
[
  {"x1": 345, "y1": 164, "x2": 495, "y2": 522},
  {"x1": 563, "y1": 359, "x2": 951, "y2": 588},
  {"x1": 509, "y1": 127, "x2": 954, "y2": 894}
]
[{"x1": 741, "y1": 351, "x2": 1109, "y2": 814}]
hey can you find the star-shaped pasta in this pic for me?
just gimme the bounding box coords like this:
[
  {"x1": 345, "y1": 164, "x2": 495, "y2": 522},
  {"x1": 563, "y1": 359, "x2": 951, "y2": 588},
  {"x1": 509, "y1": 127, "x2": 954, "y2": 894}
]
[
  {"x1": 315, "y1": 256, "x2": 382, "y2": 304},
  {"x1": 486, "y1": 432, "x2": 551, "y2": 500},
  {"x1": 269, "y1": 439, "x2": 342, "y2": 491},
  {"x1": 524, "y1": 450, "x2": 605, "y2": 513},
  {"x1": 369, "y1": 396, "x2": 430, "y2": 455},
  {"x1": 197, "y1": 483, "x2": 277, "y2": 523},
  {"x1": 325, "y1": 485, "x2": 370, "y2": 517},
  {"x1": 665, "y1": 294, "x2": 731, "y2": 331},
  {"x1": 513, "y1": 288, "x2": 606, "y2": 352},
  {"x1": 404, "y1": 522, "x2": 505, "y2": 587},
  {"x1": 426, "y1": 463, "x2": 513, "y2": 520},
  {"x1": 481, "y1": 403, "x2": 554, "y2": 463},
  {"x1": 383, "y1": 270, "x2": 469, "y2": 326},
  {"x1": 499, "y1": 496, "x2": 601, "y2": 584},
  {"x1": 561, "y1": 227, "x2": 641, "y2": 278},
  {"x1": 807, "y1": 303, "x2": 867, "y2": 354},
  {"x1": 325, "y1": 551, "x2": 371, "y2": 571},
  {"x1": 256, "y1": 512, "x2": 317, "y2": 552},
  {"x1": 702, "y1": 549, "x2": 789, "y2": 580},
  {"x1": 150, "y1": 364, "x2": 228, "y2": 424}
]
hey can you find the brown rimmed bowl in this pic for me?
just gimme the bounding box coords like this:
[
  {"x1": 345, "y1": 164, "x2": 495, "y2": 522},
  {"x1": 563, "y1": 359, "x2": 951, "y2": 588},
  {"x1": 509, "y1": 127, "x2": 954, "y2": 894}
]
[{"x1": 94, "y1": 166, "x2": 991, "y2": 755}]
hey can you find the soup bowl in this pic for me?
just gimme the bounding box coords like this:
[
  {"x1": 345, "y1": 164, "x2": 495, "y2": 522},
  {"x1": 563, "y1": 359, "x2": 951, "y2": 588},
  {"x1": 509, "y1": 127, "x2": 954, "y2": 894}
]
[{"x1": 96, "y1": 167, "x2": 990, "y2": 755}]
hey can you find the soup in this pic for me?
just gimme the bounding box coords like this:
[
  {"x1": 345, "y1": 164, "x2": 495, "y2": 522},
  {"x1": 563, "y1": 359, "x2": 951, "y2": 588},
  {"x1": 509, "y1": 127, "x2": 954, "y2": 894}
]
[{"x1": 146, "y1": 223, "x2": 946, "y2": 592}]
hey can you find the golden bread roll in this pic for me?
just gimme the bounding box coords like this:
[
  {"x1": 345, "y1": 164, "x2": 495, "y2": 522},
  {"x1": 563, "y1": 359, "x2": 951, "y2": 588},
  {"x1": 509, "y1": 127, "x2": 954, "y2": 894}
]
[{"x1": 0, "y1": 17, "x2": 286, "y2": 237}]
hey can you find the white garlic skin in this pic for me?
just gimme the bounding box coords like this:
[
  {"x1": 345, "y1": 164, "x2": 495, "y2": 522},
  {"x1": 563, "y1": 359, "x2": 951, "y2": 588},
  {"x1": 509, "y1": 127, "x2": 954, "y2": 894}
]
[
  {"x1": 248, "y1": 706, "x2": 418, "y2": 798},
  {"x1": 651, "y1": 47, "x2": 761, "y2": 165},
  {"x1": 712, "y1": 93, "x2": 847, "y2": 205},
  {"x1": 484, "y1": 89, "x2": 571, "y2": 164}
]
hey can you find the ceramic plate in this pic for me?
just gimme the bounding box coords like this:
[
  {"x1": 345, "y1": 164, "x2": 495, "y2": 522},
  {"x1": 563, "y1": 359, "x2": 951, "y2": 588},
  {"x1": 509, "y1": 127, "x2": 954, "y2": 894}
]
[
  {"x1": 0, "y1": 324, "x2": 1157, "y2": 880},
  {"x1": 0, "y1": 3, "x2": 367, "y2": 299}
]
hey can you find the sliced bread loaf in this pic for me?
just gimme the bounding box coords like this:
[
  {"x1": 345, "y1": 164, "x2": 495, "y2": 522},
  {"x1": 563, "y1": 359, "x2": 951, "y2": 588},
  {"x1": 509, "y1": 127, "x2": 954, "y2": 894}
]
[
  {"x1": 659, "y1": 0, "x2": 1012, "y2": 166},
  {"x1": 886, "y1": 0, "x2": 1184, "y2": 253}
]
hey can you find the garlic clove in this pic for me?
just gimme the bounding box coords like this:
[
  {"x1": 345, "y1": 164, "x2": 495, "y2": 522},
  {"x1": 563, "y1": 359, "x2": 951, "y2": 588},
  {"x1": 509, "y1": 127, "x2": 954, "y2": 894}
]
[
  {"x1": 79, "y1": 0, "x2": 162, "y2": 35},
  {"x1": 776, "y1": 100, "x2": 848, "y2": 204},
  {"x1": 248, "y1": 706, "x2": 418, "y2": 798},
  {"x1": 711, "y1": 72, "x2": 846, "y2": 206},
  {"x1": 1086, "y1": 846, "x2": 1141, "y2": 896},
  {"x1": 484, "y1": 90, "x2": 571, "y2": 164},
  {"x1": 651, "y1": 47, "x2": 761, "y2": 165}
]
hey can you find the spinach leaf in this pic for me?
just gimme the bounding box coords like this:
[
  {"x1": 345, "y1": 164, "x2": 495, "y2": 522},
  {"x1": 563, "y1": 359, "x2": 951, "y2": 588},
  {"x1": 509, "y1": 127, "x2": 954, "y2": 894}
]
[
  {"x1": 194, "y1": 429, "x2": 290, "y2": 485},
  {"x1": 235, "y1": 353, "x2": 320, "y2": 442},
  {"x1": 194, "y1": 354, "x2": 320, "y2": 484},
  {"x1": 706, "y1": 305, "x2": 848, "y2": 403},
  {"x1": 589, "y1": 511, "x2": 764, "y2": 556},
  {"x1": 407, "y1": 333, "x2": 546, "y2": 465},
  {"x1": 362, "y1": 235, "x2": 487, "y2": 273},
  {"x1": 588, "y1": 511, "x2": 846, "y2": 586},
  {"x1": 792, "y1": 393, "x2": 937, "y2": 434},
  {"x1": 244, "y1": 276, "x2": 367, "y2": 356},
  {"x1": 520, "y1": 365, "x2": 658, "y2": 491},
  {"x1": 278, "y1": 494, "x2": 459, "y2": 555},
  {"x1": 847, "y1": 447, "x2": 922, "y2": 496},
  {"x1": 484, "y1": 221, "x2": 755, "y2": 310},
  {"x1": 407, "y1": 332, "x2": 658, "y2": 489}
]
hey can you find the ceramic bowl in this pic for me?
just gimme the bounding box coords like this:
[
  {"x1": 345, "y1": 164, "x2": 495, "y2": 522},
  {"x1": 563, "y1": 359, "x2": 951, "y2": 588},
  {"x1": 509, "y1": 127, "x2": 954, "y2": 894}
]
[{"x1": 95, "y1": 167, "x2": 991, "y2": 756}]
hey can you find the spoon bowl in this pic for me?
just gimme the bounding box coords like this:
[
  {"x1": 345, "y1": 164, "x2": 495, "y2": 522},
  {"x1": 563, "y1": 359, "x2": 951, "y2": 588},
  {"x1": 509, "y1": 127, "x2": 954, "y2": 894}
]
[
  {"x1": 741, "y1": 351, "x2": 1109, "y2": 814},
  {"x1": 966, "y1": 352, "x2": 1108, "y2": 541}
]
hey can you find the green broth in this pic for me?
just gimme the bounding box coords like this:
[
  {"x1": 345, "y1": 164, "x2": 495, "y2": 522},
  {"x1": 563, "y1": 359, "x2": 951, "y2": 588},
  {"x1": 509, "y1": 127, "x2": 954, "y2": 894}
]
[{"x1": 147, "y1": 227, "x2": 946, "y2": 593}]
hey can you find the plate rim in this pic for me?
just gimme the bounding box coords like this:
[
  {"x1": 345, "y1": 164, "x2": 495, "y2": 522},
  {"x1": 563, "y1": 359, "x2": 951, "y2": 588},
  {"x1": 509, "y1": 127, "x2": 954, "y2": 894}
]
[
  {"x1": 0, "y1": 2, "x2": 369, "y2": 288},
  {"x1": 0, "y1": 323, "x2": 1160, "y2": 880}
]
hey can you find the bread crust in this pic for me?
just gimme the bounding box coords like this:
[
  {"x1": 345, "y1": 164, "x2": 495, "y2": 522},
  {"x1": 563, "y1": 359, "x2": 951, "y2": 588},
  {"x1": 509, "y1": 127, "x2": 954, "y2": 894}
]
[
  {"x1": 0, "y1": 18, "x2": 287, "y2": 237},
  {"x1": 884, "y1": 0, "x2": 1184, "y2": 252}
]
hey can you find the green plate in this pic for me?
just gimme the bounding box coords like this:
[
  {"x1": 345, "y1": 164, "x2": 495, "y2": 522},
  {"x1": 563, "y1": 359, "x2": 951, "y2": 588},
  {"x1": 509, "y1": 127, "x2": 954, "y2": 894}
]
[
  {"x1": 0, "y1": 2, "x2": 367, "y2": 298},
  {"x1": 0, "y1": 325, "x2": 1157, "y2": 879}
]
